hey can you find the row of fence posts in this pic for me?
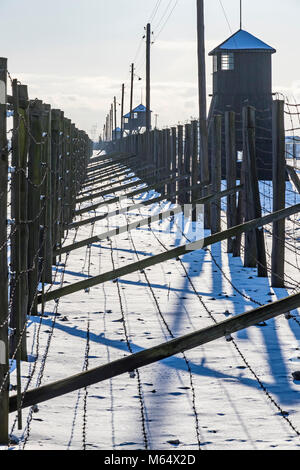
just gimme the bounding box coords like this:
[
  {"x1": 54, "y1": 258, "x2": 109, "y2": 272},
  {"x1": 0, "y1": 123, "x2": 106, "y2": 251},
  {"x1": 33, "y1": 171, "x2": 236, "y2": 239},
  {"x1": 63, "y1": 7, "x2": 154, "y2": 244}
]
[
  {"x1": 0, "y1": 57, "x2": 93, "y2": 444},
  {"x1": 113, "y1": 99, "x2": 286, "y2": 287}
]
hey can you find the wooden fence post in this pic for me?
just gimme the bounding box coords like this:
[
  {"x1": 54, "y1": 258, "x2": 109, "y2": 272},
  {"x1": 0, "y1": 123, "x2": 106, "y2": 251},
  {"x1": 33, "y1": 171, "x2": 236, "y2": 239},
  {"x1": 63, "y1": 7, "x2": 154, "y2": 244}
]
[
  {"x1": 10, "y1": 80, "x2": 23, "y2": 428},
  {"x1": 245, "y1": 106, "x2": 267, "y2": 277},
  {"x1": 0, "y1": 56, "x2": 8, "y2": 445},
  {"x1": 191, "y1": 120, "x2": 199, "y2": 220},
  {"x1": 184, "y1": 124, "x2": 191, "y2": 204},
  {"x1": 170, "y1": 127, "x2": 177, "y2": 202},
  {"x1": 42, "y1": 104, "x2": 53, "y2": 283},
  {"x1": 17, "y1": 84, "x2": 29, "y2": 360},
  {"x1": 225, "y1": 111, "x2": 237, "y2": 253},
  {"x1": 211, "y1": 115, "x2": 222, "y2": 234},
  {"x1": 51, "y1": 109, "x2": 61, "y2": 264},
  {"x1": 243, "y1": 106, "x2": 257, "y2": 268},
  {"x1": 27, "y1": 100, "x2": 43, "y2": 316},
  {"x1": 177, "y1": 125, "x2": 184, "y2": 204},
  {"x1": 272, "y1": 100, "x2": 286, "y2": 287},
  {"x1": 166, "y1": 128, "x2": 171, "y2": 195}
]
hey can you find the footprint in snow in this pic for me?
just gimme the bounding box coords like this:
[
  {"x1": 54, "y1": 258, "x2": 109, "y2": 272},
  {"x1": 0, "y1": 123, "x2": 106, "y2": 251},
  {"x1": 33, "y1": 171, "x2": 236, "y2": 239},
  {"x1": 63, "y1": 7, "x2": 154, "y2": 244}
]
[
  {"x1": 167, "y1": 439, "x2": 181, "y2": 447},
  {"x1": 292, "y1": 371, "x2": 300, "y2": 381}
]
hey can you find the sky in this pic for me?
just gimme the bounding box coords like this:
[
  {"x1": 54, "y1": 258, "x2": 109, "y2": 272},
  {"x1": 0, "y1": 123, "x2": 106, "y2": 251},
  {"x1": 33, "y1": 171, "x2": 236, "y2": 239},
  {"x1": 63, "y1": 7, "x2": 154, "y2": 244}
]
[{"x1": 1, "y1": 0, "x2": 300, "y2": 139}]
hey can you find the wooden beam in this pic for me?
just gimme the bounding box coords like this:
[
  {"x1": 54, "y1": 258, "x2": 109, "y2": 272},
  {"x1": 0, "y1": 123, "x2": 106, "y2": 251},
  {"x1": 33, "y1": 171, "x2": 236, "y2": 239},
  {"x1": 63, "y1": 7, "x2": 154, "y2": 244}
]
[
  {"x1": 287, "y1": 165, "x2": 300, "y2": 194},
  {"x1": 58, "y1": 186, "x2": 242, "y2": 255},
  {"x1": 86, "y1": 153, "x2": 136, "y2": 174},
  {"x1": 38, "y1": 203, "x2": 300, "y2": 304},
  {"x1": 79, "y1": 167, "x2": 139, "y2": 194},
  {"x1": 77, "y1": 166, "x2": 165, "y2": 204},
  {"x1": 68, "y1": 181, "x2": 211, "y2": 230},
  {"x1": 74, "y1": 174, "x2": 190, "y2": 217},
  {"x1": 77, "y1": 178, "x2": 149, "y2": 204},
  {"x1": 10, "y1": 292, "x2": 300, "y2": 413}
]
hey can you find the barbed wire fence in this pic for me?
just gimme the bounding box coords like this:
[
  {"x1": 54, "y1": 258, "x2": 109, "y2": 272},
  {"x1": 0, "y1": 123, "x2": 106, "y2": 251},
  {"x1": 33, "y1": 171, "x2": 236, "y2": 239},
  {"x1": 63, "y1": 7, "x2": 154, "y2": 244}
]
[
  {"x1": 0, "y1": 57, "x2": 93, "y2": 446},
  {"x1": 1, "y1": 56, "x2": 300, "y2": 449}
]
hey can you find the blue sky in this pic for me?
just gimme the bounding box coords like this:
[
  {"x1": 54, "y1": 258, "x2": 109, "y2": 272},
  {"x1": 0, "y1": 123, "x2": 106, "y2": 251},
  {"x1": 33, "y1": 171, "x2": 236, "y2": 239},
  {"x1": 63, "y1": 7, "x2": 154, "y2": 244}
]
[{"x1": 1, "y1": 0, "x2": 299, "y2": 138}]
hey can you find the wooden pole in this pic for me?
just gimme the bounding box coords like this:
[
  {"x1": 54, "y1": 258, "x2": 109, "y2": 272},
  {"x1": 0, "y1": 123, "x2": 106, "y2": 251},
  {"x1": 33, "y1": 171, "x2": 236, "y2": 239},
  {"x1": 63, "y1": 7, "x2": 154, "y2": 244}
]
[
  {"x1": 10, "y1": 81, "x2": 23, "y2": 428},
  {"x1": 197, "y1": 0, "x2": 210, "y2": 229},
  {"x1": 191, "y1": 120, "x2": 200, "y2": 218},
  {"x1": 42, "y1": 104, "x2": 53, "y2": 283},
  {"x1": 130, "y1": 63, "x2": 134, "y2": 135},
  {"x1": 177, "y1": 125, "x2": 184, "y2": 204},
  {"x1": 272, "y1": 100, "x2": 286, "y2": 287},
  {"x1": 146, "y1": 23, "x2": 151, "y2": 132},
  {"x1": 211, "y1": 115, "x2": 222, "y2": 234},
  {"x1": 243, "y1": 107, "x2": 257, "y2": 268},
  {"x1": 10, "y1": 292, "x2": 300, "y2": 412},
  {"x1": 0, "y1": 57, "x2": 8, "y2": 445},
  {"x1": 184, "y1": 124, "x2": 191, "y2": 204},
  {"x1": 27, "y1": 100, "x2": 44, "y2": 316},
  {"x1": 171, "y1": 127, "x2": 177, "y2": 202},
  {"x1": 17, "y1": 85, "x2": 29, "y2": 360},
  {"x1": 113, "y1": 96, "x2": 117, "y2": 140},
  {"x1": 225, "y1": 111, "x2": 237, "y2": 253},
  {"x1": 121, "y1": 84, "x2": 125, "y2": 138},
  {"x1": 244, "y1": 106, "x2": 267, "y2": 277},
  {"x1": 166, "y1": 129, "x2": 171, "y2": 194},
  {"x1": 39, "y1": 203, "x2": 300, "y2": 304}
]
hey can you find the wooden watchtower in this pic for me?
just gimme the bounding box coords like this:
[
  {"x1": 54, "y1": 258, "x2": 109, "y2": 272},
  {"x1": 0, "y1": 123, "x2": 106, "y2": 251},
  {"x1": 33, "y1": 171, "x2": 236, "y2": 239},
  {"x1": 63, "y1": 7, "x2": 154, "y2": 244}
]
[
  {"x1": 123, "y1": 104, "x2": 152, "y2": 134},
  {"x1": 208, "y1": 29, "x2": 276, "y2": 179}
]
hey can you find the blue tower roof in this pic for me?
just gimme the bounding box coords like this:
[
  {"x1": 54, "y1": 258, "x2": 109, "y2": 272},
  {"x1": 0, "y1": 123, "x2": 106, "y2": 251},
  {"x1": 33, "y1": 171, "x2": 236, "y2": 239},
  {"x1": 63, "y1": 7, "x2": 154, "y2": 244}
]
[
  {"x1": 124, "y1": 104, "x2": 149, "y2": 118},
  {"x1": 209, "y1": 29, "x2": 276, "y2": 55}
]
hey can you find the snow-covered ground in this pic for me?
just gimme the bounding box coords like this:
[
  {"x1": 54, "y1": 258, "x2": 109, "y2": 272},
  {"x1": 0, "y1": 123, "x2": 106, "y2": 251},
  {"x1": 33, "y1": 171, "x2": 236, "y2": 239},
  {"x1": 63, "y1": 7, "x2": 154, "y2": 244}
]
[{"x1": 4, "y1": 152, "x2": 300, "y2": 450}]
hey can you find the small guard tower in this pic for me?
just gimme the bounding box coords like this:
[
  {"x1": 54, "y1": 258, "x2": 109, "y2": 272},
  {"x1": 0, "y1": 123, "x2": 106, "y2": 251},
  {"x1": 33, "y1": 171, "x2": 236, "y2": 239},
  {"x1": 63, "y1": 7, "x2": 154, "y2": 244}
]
[
  {"x1": 123, "y1": 104, "x2": 152, "y2": 134},
  {"x1": 112, "y1": 127, "x2": 122, "y2": 140},
  {"x1": 208, "y1": 29, "x2": 276, "y2": 179}
]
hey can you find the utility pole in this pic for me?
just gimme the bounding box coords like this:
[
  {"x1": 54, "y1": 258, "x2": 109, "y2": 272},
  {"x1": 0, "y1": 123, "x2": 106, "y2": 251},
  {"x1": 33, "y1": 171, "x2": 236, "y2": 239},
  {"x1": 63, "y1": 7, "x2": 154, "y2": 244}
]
[
  {"x1": 130, "y1": 63, "x2": 134, "y2": 135},
  {"x1": 113, "y1": 96, "x2": 117, "y2": 140},
  {"x1": 106, "y1": 115, "x2": 109, "y2": 141},
  {"x1": 197, "y1": 0, "x2": 210, "y2": 229},
  {"x1": 121, "y1": 84, "x2": 125, "y2": 138},
  {"x1": 146, "y1": 23, "x2": 151, "y2": 132},
  {"x1": 110, "y1": 104, "x2": 113, "y2": 141}
]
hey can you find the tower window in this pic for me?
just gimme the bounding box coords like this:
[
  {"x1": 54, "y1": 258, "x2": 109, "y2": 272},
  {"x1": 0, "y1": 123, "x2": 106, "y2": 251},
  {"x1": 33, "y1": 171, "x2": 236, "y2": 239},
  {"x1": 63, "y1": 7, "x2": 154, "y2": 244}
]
[
  {"x1": 213, "y1": 55, "x2": 218, "y2": 73},
  {"x1": 221, "y1": 53, "x2": 234, "y2": 71}
]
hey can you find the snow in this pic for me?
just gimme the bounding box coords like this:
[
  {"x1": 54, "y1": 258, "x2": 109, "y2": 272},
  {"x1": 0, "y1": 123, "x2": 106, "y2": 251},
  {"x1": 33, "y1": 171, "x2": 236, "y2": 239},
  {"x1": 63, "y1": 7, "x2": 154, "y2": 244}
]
[{"x1": 4, "y1": 152, "x2": 300, "y2": 450}]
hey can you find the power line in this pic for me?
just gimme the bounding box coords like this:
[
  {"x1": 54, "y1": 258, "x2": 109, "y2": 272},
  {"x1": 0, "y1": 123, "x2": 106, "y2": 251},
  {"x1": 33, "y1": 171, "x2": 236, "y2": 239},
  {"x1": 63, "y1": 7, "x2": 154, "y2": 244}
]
[
  {"x1": 153, "y1": 0, "x2": 180, "y2": 42},
  {"x1": 153, "y1": 0, "x2": 174, "y2": 31},
  {"x1": 218, "y1": 0, "x2": 233, "y2": 35},
  {"x1": 149, "y1": 0, "x2": 163, "y2": 23}
]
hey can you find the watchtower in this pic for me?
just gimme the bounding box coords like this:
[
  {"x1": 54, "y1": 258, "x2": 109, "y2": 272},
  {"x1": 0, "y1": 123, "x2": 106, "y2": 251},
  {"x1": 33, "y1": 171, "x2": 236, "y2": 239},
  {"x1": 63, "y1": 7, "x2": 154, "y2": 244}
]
[
  {"x1": 208, "y1": 29, "x2": 276, "y2": 179},
  {"x1": 123, "y1": 104, "x2": 152, "y2": 134}
]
